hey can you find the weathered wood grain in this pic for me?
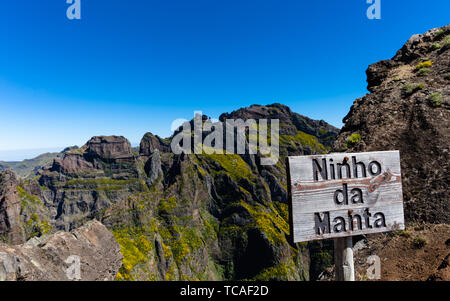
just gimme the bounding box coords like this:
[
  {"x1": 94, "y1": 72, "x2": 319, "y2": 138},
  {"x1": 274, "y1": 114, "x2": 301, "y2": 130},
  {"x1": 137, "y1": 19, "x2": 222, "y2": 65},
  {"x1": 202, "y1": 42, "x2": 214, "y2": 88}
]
[
  {"x1": 335, "y1": 237, "x2": 354, "y2": 281},
  {"x1": 288, "y1": 151, "x2": 405, "y2": 243}
]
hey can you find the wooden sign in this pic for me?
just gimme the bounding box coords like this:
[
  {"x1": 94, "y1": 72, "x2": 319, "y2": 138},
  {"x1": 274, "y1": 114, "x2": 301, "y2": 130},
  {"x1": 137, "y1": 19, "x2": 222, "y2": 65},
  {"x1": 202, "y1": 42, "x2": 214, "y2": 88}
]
[{"x1": 287, "y1": 151, "x2": 405, "y2": 243}]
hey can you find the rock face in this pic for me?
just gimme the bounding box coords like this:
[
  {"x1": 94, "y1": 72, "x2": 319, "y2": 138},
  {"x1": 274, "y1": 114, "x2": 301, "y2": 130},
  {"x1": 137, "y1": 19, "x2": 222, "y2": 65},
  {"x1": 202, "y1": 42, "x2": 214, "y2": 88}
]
[
  {"x1": 85, "y1": 136, "x2": 134, "y2": 162},
  {"x1": 334, "y1": 25, "x2": 450, "y2": 224},
  {"x1": 220, "y1": 103, "x2": 338, "y2": 147},
  {"x1": 1, "y1": 105, "x2": 339, "y2": 281},
  {"x1": 39, "y1": 136, "x2": 144, "y2": 231},
  {"x1": 0, "y1": 171, "x2": 22, "y2": 245},
  {"x1": 102, "y1": 103, "x2": 338, "y2": 281},
  {"x1": 0, "y1": 220, "x2": 122, "y2": 281},
  {"x1": 140, "y1": 133, "x2": 171, "y2": 156}
]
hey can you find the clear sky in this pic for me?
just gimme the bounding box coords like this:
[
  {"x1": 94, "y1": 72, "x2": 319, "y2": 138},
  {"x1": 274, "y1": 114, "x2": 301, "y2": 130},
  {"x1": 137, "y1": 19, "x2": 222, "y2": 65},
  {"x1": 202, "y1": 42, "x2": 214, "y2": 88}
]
[{"x1": 0, "y1": 0, "x2": 449, "y2": 160}]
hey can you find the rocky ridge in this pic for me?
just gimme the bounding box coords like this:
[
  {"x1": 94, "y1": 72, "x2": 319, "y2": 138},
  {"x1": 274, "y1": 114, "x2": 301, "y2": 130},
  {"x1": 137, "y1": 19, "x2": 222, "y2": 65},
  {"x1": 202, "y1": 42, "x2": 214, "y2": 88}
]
[{"x1": 334, "y1": 25, "x2": 450, "y2": 224}]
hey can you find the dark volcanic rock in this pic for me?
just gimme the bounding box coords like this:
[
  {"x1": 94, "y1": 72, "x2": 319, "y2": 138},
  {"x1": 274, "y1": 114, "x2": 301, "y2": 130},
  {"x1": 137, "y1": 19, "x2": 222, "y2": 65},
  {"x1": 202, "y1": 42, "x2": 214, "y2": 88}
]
[
  {"x1": 144, "y1": 149, "x2": 163, "y2": 187},
  {"x1": 334, "y1": 25, "x2": 450, "y2": 224},
  {"x1": 40, "y1": 136, "x2": 144, "y2": 231},
  {"x1": 140, "y1": 132, "x2": 171, "y2": 156},
  {"x1": 51, "y1": 153, "x2": 95, "y2": 174},
  {"x1": 0, "y1": 220, "x2": 122, "y2": 281},
  {"x1": 220, "y1": 103, "x2": 339, "y2": 147},
  {"x1": 85, "y1": 136, "x2": 134, "y2": 161},
  {"x1": 0, "y1": 171, "x2": 22, "y2": 245}
]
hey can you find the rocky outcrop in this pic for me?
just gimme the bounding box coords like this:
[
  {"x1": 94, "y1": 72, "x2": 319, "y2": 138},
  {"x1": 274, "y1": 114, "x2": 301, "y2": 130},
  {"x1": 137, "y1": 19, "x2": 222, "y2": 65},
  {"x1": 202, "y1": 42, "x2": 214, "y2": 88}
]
[
  {"x1": 140, "y1": 132, "x2": 170, "y2": 156},
  {"x1": 334, "y1": 25, "x2": 450, "y2": 224},
  {"x1": 0, "y1": 171, "x2": 22, "y2": 245},
  {"x1": 144, "y1": 149, "x2": 163, "y2": 187},
  {"x1": 220, "y1": 103, "x2": 339, "y2": 147},
  {"x1": 37, "y1": 136, "x2": 145, "y2": 231},
  {"x1": 85, "y1": 136, "x2": 134, "y2": 162},
  {"x1": 51, "y1": 153, "x2": 95, "y2": 174},
  {"x1": 49, "y1": 136, "x2": 135, "y2": 176},
  {"x1": 0, "y1": 220, "x2": 122, "y2": 281}
]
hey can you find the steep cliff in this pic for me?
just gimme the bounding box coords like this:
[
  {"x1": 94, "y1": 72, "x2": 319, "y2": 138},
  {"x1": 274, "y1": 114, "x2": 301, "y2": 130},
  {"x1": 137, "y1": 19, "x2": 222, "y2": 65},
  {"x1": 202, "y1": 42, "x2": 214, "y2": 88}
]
[{"x1": 334, "y1": 25, "x2": 449, "y2": 224}]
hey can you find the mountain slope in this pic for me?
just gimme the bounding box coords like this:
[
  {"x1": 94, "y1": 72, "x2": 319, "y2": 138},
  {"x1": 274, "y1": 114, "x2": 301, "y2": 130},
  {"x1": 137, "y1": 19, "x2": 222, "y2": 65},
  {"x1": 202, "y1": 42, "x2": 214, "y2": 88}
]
[
  {"x1": 3, "y1": 103, "x2": 336, "y2": 281},
  {"x1": 334, "y1": 25, "x2": 449, "y2": 224}
]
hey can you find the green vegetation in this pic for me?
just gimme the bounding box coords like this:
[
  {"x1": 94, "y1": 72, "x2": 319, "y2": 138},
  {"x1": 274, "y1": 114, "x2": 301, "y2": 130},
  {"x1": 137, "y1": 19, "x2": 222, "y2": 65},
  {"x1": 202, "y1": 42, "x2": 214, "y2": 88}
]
[
  {"x1": 59, "y1": 177, "x2": 144, "y2": 192},
  {"x1": 239, "y1": 201, "x2": 289, "y2": 246},
  {"x1": 442, "y1": 34, "x2": 450, "y2": 49},
  {"x1": 17, "y1": 186, "x2": 52, "y2": 240},
  {"x1": 161, "y1": 225, "x2": 203, "y2": 264},
  {"x1": 65, "y1": 178, "x2": 138, "y2": 186},
  {"x1": 429, "y1": 92, "x2": 443, "y2": 107},
  {"x1": 280, "y1": 131, "x2": 327, "y2": 154},
  {"x1": 253, "y1": 260, "x2": 298, "y2": 281},
  {"x1": 157, "y1": 197, "x2": 177, "y2": 218},
  {"x1": 412, "y1": 236, "x2": 427, "y2": 249},
  {"x1": 397, "y1": 229, "x2": 411, "y2": 238},
  {"x1": 431, "y1": 42, "x2": 441, "y2": 50},
  {"x1": 318, "y1": 128, "x2": 328, "y2": 136},
  {"x1": 24, "y1": 213, "x2": 52, "y2": 240},
  {"x1": 202, "y1": 153, "x2": 253, "y2": 182},
  {"x1": 113, "y1": 226, "x2": 154, "y2": 281},
  {"x1": 345, "y1": 133, "x2": 362, "y2": 148},
  {"x1": 416, "y1": 60, "x2": 433, "y2": 69},
  {"x1": 415, "y1": 60, "x2": 433, "y2": 77},
  {"x1": 435, "y1": 29, "x2": 445, "y2": 39},
  {"x1": 417, "y1": 67, "x2": 431, "y2": 76},
  {"x1": 402, "y1": 82, "x2": 425, "y2": 96},
  {"x1": 445, "y1": 74, "x2": 450, "y2": 80}
]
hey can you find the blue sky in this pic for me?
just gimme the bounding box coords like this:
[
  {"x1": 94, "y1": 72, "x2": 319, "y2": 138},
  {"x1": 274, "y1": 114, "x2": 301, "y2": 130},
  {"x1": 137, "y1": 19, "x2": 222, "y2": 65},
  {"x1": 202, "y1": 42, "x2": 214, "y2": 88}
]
[{"x1": 0, "y1": 0, "x2": 449, "y2": 160}]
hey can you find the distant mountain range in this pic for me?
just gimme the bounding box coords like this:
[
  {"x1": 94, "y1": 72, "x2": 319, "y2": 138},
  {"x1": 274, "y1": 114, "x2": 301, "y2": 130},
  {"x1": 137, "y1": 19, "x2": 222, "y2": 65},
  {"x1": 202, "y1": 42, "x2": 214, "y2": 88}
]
[{"x1": 0, "y1": 147, "x2": 80, "y2": 178}]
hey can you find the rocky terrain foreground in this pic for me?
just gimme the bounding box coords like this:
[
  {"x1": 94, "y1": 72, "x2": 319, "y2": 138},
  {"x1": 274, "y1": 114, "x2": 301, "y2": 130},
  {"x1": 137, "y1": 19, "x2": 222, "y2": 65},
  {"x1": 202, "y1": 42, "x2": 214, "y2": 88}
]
[
  {"x1": 0, "y1": 220, "x2": 122, "y2": 281},
  {"x1": 0, "y1": 25, "x2": 448, "y2": 281}
]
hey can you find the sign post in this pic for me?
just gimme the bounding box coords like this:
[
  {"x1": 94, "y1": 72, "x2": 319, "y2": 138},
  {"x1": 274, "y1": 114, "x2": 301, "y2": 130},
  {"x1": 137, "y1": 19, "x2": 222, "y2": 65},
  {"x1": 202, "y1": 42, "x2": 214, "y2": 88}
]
[
  {"x1": 334, "y1": 237, "x2": 354, "y2": 281},
  {"x1": 287, "y1": 151, "x2": 405, "y2": 281}
]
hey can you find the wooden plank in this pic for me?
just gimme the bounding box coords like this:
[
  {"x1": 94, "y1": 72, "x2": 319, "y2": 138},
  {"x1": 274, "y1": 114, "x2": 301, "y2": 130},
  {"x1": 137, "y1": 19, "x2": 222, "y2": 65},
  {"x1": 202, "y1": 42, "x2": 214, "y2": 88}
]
[{"x1": 288, "y1": 151, "x2": 405, "y2": 243}]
